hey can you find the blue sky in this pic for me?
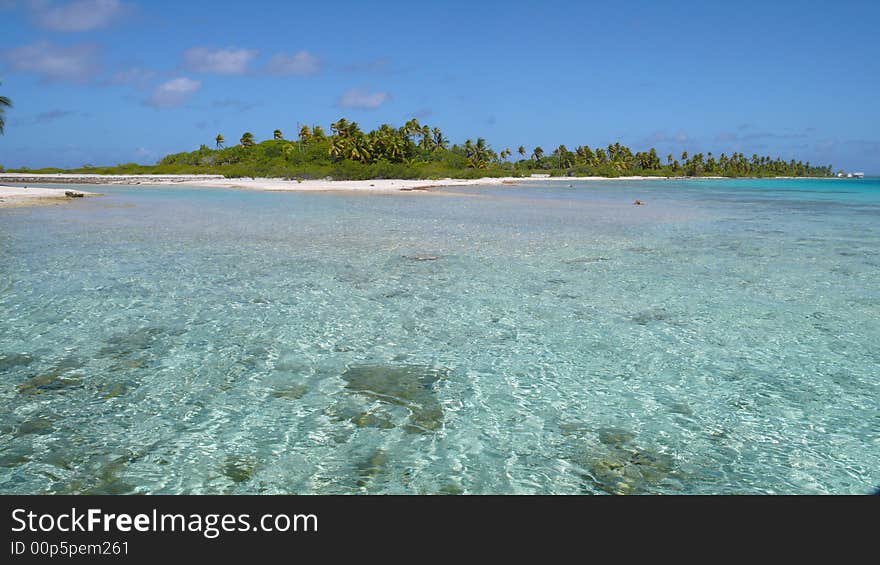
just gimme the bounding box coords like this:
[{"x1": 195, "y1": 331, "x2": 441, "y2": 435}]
[{"x1": 1, "y1": 0, "x2": 879, "y2": 172}]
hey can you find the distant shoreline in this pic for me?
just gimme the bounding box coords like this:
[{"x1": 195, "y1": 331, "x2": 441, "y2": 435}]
[
  {"x1": 0, "y1": 172, "x2": 845, "y2": 189},
  {"x1": 0, "y1": 173, "x2": 857, "y2": 208}
]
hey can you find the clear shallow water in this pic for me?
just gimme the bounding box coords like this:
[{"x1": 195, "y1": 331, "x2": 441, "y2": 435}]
[{"x1": 0, "y1": 178, "x2": 878, "y2": 494}]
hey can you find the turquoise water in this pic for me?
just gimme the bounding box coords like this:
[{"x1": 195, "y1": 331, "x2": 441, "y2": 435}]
[{"x1": 1, "y1": 178, "x2": 878, "y2": 494}]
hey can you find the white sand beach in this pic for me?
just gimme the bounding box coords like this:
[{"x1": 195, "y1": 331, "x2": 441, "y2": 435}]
[
  {"x1": 0, "y1": 173, "x2": 673, "y2": 196},
  {"x1": 0, "y1": 185, "x2": 98, "y2": 208}
]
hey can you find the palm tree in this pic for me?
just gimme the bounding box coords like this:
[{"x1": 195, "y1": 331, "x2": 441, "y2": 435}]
[
  {"x1": 463, "y1": 139, "x2": 475, "y2": 158},
  {"x1": 575, "y1": 146, "x2": 594, "y2": 165},
  {"x1": 331, "y1": 118, "x2": 350, "y2": 137},
  {"x1": 532, "y1": 146, "x2": 544, "y2": 162},
  {"x1": 555, "y1": 144, "x2": 572, "y2": 168},
  {"x1": 328, "y1": 136, "x2": 346, "y2": 158},
  {"x1": 432, "y1": 127, "x2": 448, "y2": 150},
  {"x1": 403, "y1": 118, "x2": 421, "y2": 140},
  {"x1": 518, "y1": 146, "x2": 526, "y2": 158},
  {"x1": 311, "y1": 125, "x2": 326, "y2": 140},
  {"x1": 240, "y1": 132, "x2": 255, "y2": 147},
  {"x1": 215, "y1": 134, "x2": 224, "y2": 149},
  {"x1": 419, "y1": 125, "x2": 433, "y2": 150},
  {"x1": 299, "y1": 125, "x2": 312, "y2": 143},
  {"x1": 0, "y1": 82, "x2": 11, "y2": 135},
  {"x1": 347, "y1": 132, "x2": 372, "y2": 162},
  {"x1": 273, "y1": 129, "x2": 283, "y2": 141}
]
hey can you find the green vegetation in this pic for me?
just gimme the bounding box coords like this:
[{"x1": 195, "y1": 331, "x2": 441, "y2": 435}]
[{"x1": 5, "y1": 117, "x2": 834, "y2": 179}]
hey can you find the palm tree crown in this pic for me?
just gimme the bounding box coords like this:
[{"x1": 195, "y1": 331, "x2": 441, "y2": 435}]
[
  {"x1": 532, "y1": 146, "x2": 544, "y2": 161},
  {"x1": 0, "y1": 82, "x2": 12, "y2": 135}
]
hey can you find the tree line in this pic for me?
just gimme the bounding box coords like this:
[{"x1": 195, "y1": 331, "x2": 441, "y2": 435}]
[
  {"x1": 196, "y1": 118, "x2": 832, "y2": 178},
  {"x1": 5, "y1": 115, "x2": 833, "y2": 179}
]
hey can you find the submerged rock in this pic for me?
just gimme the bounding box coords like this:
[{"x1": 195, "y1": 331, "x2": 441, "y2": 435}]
[
  {"x1": 563, "y1": 257, "x2": 610, "y2": 264},
  {"x1": 114, "y1": 357, "x2": 149, "y2": 370},
  {"x1": 17, "y1": 356, "x2": 85, "y2": 396},
  {"x1": 437, "y1": 482, "x2": 465, "y2": 495},
  {"x1": 0, "y1": 445, "x2": 32, "y2": 468},
  {"x1": 351, "y1": 409, "x2": 396, "y2": 430},
  {"x1": 223, "y1": 456, "x2": 258, "y2": 484},
  {"x1": 271, "y1": 384, "x2": 309, "y2": 400},
  {"x1": 17, "y1": 417, "x2": 54, "y2": 436},
  {"x1": 356, "y1": 449, "x2": 388, "y2": 488},
  {"x1": 0, "y1": 353, "x2": 35, "y2": 370},
  {"x1": 668, "y1": 402, "x2": 694, "y2": 416},
  {"x1": 99, "y1": 327, "x2": 180, "y2": 358},
  {"x1": 341, "y1": 364, "x2": 448, "y2": 434},
  {"x1": 581, "y1": 444, "x2": 677, "y2": 495},
  {"x1": 76, "y1": 455, "x2": 137, "y2": 495},
  {"x1": 563, "y1": 424, "x2": 680, "y2": 494},
  {"x1": 597, "y1": 428, "x2": 637, "y2": 448},
  {"x1": 630, "y1": 308, "x2": 675, "y2": 326},
  {"x1": 102, "y1": 382, "x2": 127, "y2": 399},
  {"x1": 18, "y1": 374, "x2": 82, "y2": 396}
]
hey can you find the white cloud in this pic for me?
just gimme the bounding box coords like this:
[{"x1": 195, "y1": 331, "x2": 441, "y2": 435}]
[
  {"x1": 2, "y1": 41, "x2": 101, "y2": 83},
  {"x1": 29, "y1": 0, "x2": 131, "y2": 31},
  {"x1": 183, "y1": 47, "x2": 258, "y2": 75},
  {"x1": 338, "y1": 88, "x2": 389, "y2": 109},
  {"x1": 267, "y1": 51, "x2": 320, "y2": 75},
  {"x1": 147, "y1": 77, "x2": 201, "y2": 108}
]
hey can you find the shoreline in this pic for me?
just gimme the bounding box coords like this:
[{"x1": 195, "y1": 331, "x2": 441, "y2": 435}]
[
  {"x1": 0, "y1": 174, "x2": 851, "y2": 207},
  {"x1": 0, "y1": 174, "x2": 664, "y2": 195},
  {"x1": 0, "y1": 185, "x2": 99, "y2": 209},
  {"x1": 0, "y1": 173, "x2": 836, "y2": 197}
]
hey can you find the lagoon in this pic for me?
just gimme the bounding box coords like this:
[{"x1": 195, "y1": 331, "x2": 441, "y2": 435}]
[{"x1": 1, "y1": 178, "x2": 878, "y2": 494}]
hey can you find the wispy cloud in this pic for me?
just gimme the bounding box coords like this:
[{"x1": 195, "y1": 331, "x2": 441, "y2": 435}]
[
  {"x1": 342, "y1": 58, "x2": 391, "y2": 73},
  {"x1": 2, "y1": 41, "x2": 101, "y2": 83},
  {"x1": 640, "y1": 130, "x2": 691, "y2": 145},
  {"x1": 715, "y1": 130, "x2": 809, "y2": 143},
  {"x1": 147, "y1": 77, "x2": 201, "y2": 108},
  {"x1": 183, "y1": 47, "x2": 258, "y2": 75},
  {"x1": 409, "y1": 108, "x2": 432, "y2": 119},
  {"x1": 212, "y1": 98, "x2": 260, "y2": 112},
  {"x1": 266, "y1": 51, "x2": 320, "y2": 76},
  {"x1": 341, "y1": 57, "x2": 412, "y2": 76},
  {"x1": 338, "y1": 88, "x2": 389, "y2": 110},
  {"x1": 841, "y1": 139, "x2": 880, "y2": 158},
  {"x1": 105, "y1": 67, "x2": 158, "y2": 88},
  {"x1": 10, "y1": 109, "x2": 78, "y2": 126},
  {"x1": 28, "y1": 0, "x2": 132, "y2": 31}
]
